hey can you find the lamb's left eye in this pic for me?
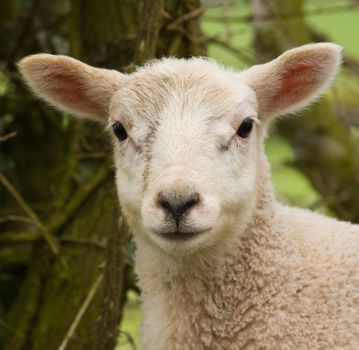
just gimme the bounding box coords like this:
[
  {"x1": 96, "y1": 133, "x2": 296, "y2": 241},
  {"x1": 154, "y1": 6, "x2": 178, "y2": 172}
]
[
  {"x1": 236, "y1": 118, "x2": 253, "y2": 138},
  {"x1": 112, "y1": 121, "x2": 127, "y2": 141}
]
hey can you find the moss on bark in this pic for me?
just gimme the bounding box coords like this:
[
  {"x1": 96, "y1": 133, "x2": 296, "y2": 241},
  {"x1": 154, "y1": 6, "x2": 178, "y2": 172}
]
[{"x1": 1, "y1": 0, "x2": 203, "y2": 349}]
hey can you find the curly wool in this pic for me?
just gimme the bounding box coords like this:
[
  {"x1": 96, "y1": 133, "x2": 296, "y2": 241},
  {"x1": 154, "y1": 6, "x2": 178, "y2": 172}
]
[{"x1": 135, "y1": 158, "x2": 359, "y2": 350}]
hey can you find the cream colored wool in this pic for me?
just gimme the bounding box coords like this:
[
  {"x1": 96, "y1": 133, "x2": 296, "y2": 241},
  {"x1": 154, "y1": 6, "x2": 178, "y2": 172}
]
[
  {"x1": 18, "y1": 43, "x2": 359, "y2": 349},
  {"x1": 136, "y1": 159, "x2": 359, "y2": 349}
]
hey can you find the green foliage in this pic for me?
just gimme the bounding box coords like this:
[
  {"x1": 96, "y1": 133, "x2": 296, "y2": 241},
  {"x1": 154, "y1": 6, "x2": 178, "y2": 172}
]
[
  {"x1": 266, "y1": 137, "x2": 325, "y2": 212},
  {"x1": 117, "y1": 291, "x2": 141, "y2": 350}
]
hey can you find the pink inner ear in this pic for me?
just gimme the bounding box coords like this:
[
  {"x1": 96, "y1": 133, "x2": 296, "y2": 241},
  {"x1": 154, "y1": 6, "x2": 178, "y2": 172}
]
[
  {"x1": 270, "y1": 62, "x2": 320, "y2": 110},
  {"x1": 46, "y1": 72, "x2": 104, "y2": 116}
]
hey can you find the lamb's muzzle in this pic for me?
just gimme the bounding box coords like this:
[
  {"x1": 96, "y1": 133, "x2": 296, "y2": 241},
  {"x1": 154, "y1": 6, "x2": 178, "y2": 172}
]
[{"x1": 154, "y1": 188, "x2": 207, "y2": 241}]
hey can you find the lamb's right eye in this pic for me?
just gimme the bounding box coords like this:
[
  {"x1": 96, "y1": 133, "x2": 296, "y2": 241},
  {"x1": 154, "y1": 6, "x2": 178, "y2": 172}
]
[
  {"x1": 236, "y1": 118, "x2": 253, "y2": 138},
  {"x1": 112, "y1": 122, "x2": 128, "y2": 141}
]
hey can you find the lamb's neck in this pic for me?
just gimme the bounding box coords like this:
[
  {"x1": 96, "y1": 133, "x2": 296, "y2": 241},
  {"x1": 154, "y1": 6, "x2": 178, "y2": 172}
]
[{"x1": 135, "y1": 158, "x2": 290, "y2": 349}]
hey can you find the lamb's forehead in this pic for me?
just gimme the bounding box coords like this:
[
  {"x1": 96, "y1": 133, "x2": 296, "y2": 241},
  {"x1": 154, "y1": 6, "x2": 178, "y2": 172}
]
[
  {"x1": 135, "y1": 56, "x2": 235, "y2": 81},
  {"x1": 110, "y1": 57, "x2": 256, "y2": 123}
]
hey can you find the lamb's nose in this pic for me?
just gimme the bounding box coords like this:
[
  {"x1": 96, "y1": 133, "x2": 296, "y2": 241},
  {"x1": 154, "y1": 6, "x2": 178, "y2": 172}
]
[{"x1": 158, "y1": 191, "x2": 199, "y2": 222}]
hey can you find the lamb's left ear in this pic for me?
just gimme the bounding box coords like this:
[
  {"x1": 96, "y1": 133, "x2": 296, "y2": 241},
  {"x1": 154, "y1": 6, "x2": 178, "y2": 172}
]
[
  {"x1": 18, "y1": 54, "x2": 126, "y2": 121},
  {"x1": 240, "y1": 43, "x2": 342, "y2": 119}
]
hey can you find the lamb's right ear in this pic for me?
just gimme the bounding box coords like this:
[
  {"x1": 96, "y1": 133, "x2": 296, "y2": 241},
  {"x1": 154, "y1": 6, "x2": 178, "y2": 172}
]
[{"x1": 18, "y1": 54, "x2": 126, "y2": 121}]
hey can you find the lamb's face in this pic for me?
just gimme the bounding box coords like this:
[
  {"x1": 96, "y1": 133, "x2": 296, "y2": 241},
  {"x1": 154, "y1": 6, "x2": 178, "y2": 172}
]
[
  {"x1": 110, "y1": 59, "x2": 261, "y2": 253},
  {"x1": 19, "y1": 43, "x2": 342, "y2": 255}
]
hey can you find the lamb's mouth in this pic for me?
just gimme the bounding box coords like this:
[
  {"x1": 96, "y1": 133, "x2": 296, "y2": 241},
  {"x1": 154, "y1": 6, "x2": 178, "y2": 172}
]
[{"x1": 158, "y1": 229, "x2": 210, "y2": 241}]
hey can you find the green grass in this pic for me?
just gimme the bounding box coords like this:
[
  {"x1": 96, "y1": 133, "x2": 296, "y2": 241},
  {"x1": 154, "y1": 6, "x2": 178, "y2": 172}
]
[
  {"x1": 118, "y1": 2, "x2": 359, "y2": 348},
  {"x1": 117, "y1": 291, "x2": 142, "y2": 350}
]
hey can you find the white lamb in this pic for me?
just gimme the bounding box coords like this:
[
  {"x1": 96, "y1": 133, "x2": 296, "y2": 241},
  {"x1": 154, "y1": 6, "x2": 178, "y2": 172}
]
[{"x1": 19, "y1": 43, "x2": 359, "y2": 350}]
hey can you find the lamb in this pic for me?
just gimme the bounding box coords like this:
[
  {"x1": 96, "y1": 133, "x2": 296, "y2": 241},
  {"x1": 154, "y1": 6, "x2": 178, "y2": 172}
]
[{"x1": 19, "y1": 43, "x2": 359, "y2": 350}]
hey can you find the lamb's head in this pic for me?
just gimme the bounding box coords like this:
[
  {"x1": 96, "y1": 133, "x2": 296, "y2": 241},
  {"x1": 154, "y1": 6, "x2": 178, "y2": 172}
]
[{"x1": 19, "y1": 43, "x2": 342, "y2": 254}]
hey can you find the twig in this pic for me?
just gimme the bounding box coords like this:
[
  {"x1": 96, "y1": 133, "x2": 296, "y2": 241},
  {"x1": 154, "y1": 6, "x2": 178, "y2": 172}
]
[
  {"x1": 0, "y1": 132, "x2": 17, "y2": 142},
  {"x1": 0, "y1": 215, "x2": 34, "y2": 225},
  {"x1": 167, "y1": 6, "x2": 206, "y2": 30},
  {"x1": 205, "y1": 3, "x2": 359, "y2": 23},
  {"x1": 0, "y1": 231, "x2": 40, "y2": 243},
  {"x1": 60, "y1": 237, "x2": 106, "y2": 249},
  {"x1": 0, "y1": 232, "x2": 107, "y2": 250},
  {"x1": 0, "y1": 173, "x2": 60, "y2": 255},
  {"x1": 57, "y1": 273, "x2": 104, "y2": 350},
  {"x1": 204, "y1": 36, "x2": 254, "y2": 65}
]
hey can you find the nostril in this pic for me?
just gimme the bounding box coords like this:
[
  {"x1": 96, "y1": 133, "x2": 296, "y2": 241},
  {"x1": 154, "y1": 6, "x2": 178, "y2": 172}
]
[
  {"x1": 158, "y1": 191, "x2": 200, "y2": 220},
  {"x1": 158, "y1": 195, "x2": 174, "y2": 214},
  {"x1": 182, "y1": 193, "x2": 199, "y2": 211}
]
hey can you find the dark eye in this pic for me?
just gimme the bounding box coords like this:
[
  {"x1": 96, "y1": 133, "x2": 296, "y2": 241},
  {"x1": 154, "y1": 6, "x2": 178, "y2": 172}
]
[
  {"x1": 112, "y1": 121, "x2": 127, "y2": 141},
  {"x1": 236, "y1": 118, "x2": 253, "y2": 138}
]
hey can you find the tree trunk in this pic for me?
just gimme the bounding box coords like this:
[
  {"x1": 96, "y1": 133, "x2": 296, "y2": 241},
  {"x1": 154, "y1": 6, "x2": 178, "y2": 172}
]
[
  {"x1": 250, "y1": 0, "x2": 359, "y2": 222},
  {"x1": 0, "y1": 0, "x2": 203, "y2": 349}
]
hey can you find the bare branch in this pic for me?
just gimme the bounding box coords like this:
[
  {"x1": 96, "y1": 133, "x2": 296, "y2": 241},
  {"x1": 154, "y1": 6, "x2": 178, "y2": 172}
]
[
  {"x1": 167, "y1": 6, "x2": 206, "y2": 30},
  {"x1": 0, "y1": 215, "x2": 33, "y2": 225},
  {"x1": 0, "y1": 231, "x2": 40, "y2": 243},
  {"x1": 204, "y1": 37, "x2": 254, "y2": 65},
  {"x1": 0, "y1": 132, "x2": 17, "y2": 142},
  {"x1": 57, "y1": 273, "x2": 104, "y2": 350},
  {"x1": 0, "y1": 173, "x2": 60, "y2": 255},
  {"x1": 60, "y1": 236, "x2": 106, "y2": 249},
  {"x1": 205, "y1": 3, "x2": 359, "y2": 23}
]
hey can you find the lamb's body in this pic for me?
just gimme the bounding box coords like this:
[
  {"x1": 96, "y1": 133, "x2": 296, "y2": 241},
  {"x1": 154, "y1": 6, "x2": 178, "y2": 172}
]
[
  {"x1": 137, "y1": 165, "x2": 359, "y2": 350},
  {"x1": 18, "y1": 43, "x2": 359, "y2": 349}
]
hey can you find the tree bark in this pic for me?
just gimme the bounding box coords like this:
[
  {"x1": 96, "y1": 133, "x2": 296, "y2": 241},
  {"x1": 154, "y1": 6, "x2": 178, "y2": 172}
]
[
  {"x1": 250, "y1": 0, "x2": 359, "y2": 222},
  {"x1": 1, "y1": 0, "x2": 203, "y2": 349}
]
